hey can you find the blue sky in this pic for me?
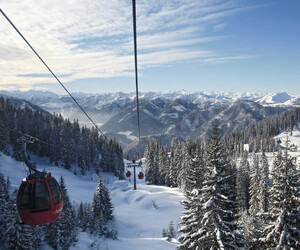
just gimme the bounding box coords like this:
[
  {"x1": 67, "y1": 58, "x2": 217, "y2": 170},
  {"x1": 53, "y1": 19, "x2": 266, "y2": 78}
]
[{"x1": 0, "y1": 0, "x2": 299, "y2": 94}]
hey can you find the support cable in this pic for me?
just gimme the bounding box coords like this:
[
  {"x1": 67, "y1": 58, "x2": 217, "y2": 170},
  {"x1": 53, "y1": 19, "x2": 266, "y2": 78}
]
[
  {"x1": 0, "y1": 8, "x2": 108, "y2": 141},
  {"x1": 132, "y1": 0, "x2": 142, "y2": 160},
  {"x1": 20, "y1": 133, "x2": 66, "y2": 151}
]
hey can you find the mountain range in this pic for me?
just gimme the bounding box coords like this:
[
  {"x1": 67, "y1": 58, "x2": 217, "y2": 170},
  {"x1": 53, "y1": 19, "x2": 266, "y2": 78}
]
[{"x1": 1, "y1": 90, "x2": 299, "y2": 158}]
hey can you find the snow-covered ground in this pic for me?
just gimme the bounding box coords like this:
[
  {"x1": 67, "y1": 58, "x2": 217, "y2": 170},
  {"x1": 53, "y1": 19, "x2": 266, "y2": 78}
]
[
  {"x1": 0, "y1": 154, "x2": 184, "y2": 249},
  {"x1": 2, "y1": 130, "x2": 298, "y2": 249},
  {"x1": 276, "y1": 130, "x2": 300, "y2": 149},
  {"x1": 243, "y1": 130, "x2": 300, "y2": 167},
  {"x1": 273, "y1": 130, "x2": 300, "y2": 165}
]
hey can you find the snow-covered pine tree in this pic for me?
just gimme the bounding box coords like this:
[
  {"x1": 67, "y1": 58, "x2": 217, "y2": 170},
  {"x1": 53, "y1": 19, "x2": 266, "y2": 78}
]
[
  {"x1": 247, "y1": 153, "x2": 264, "y2": 246},
  {"x1": 145, "y1": 140, "x2": 156, "y2": 184},
  {"x1": 177, "y1": 142, "x2": 190, "y2": 189},
  {"x1": 236, "y1": 150, "x2": 250, "y2": 212},
  {"x1": 249, "y1": 153, "x2": 260, "y2": 216},
  {"x1": 0, "y1": 172, "x2": 8, "y2": 244},
  {"x1": 57, "y1": 176, "x2": 77, "y2": 248},
  {"x1": 158, "y1": 145, "x2": 168, "y2": 185},
  {"x1": 145, "y1": 140, "x2": 161, "y2": 185},
  {"x1": 31, "y1": 226, "x2": 43, "y2": 250},
  {"x1": 90, "y1": 175, "x2": 114, "y2": 236},
  {"x1": 184, "y1": 122, "x2": 243, "y2": 249},
  {"x1": 5, "y1": 191, "x2": 34, "y2": 250},
  {"x1": 101, "y1": 180, "x2": 114, "y2": 223},
  {"x1": 77, "y1": 134, "x2": 89, "y2": 175},
  {"x1": 236, "y1": 152, "x2": 260, "y2": 247},
  {"x1": 77, "y1": 201, "x2": 85, "y2": 227},
  {"x1": 167, "y1": 138, "x2": 180, "y2": 187},
  {"x1": 49, "y1": 114, "x2": 62, "y2": 165},
  {"x1": 84, "y1": 203, "x2": 93, "y2": 232},
  {"x1": 45, "y1": 176, "x2": 77, "y2": 249},
  {"x1": 183, "y1": 142, "x2": 203, "y2": 194},
  {"x1": 152, "y1": 140, "x2": 161, "y2": 185},
  {"x1": 77, "y1": 202, "x2": 92, "y2": 231},
  {"x1": 0, "y1": 109, "x2": 10, "y2": 154},
  {"x1": 44, "y1": 219, "x2": 59, "y2": 248},
  {"x1": 259, "y1": 151, "x2": 269, "y2": 213},
  {"x1": 167, "y1": 220, "x2": 176, "y2": 242},
  {"x1": 177, "y1": 146, "x2": 205, "y2": 249},
  {"x1": 112, "y1": 139, "x2": 125, "y2": 179},
  {"x1": 260, "y1": 145, "x2": 300, "y2": 249},
  {"x1": 60, "y1": 120, "x2": 74, "y2": 169},
  {"x1": 144, "y1": 140, "x2": 162, "y2": 185}
]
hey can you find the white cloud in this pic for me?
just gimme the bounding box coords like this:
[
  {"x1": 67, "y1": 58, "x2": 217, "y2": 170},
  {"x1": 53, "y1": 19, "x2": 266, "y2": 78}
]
[{"x1": 0, "y1": 0, "x2": 258, "y2": 90}]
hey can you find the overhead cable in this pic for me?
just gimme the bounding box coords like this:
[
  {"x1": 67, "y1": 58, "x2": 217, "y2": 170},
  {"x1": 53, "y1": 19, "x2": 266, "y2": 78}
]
[
  {"x1": 0, "y1": 8, "x2": 108, "y2": 141},
  {"x1": 132, "y1": 0, "x2": 142, "y2": 160}
]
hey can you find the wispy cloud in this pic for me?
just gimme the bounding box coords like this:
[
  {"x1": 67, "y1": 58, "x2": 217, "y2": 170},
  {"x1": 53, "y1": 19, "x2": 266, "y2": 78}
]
[{"x1": 0, "y1": 0, "x2": 258, "y2": 90}]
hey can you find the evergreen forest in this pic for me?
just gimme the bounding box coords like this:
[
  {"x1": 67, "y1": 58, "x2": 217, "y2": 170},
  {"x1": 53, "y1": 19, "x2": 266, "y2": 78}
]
[
  {"x1": 0, "y1": 96, "x2": 124, "y2": 178},
  {"x1": 144, "y1": 107, "x2": 300, "y2": 249}
]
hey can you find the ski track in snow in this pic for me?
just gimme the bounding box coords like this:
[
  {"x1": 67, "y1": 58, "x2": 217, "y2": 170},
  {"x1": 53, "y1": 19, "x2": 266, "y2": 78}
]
[{"x1": 0, "y1": 155, "x2": 184, "y2": 250}]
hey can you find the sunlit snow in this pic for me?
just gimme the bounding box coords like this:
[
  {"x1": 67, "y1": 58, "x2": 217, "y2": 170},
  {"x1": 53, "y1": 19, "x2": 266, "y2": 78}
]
[{"x1": 117, "y1": 131, "x2": 138, "y2": 141}]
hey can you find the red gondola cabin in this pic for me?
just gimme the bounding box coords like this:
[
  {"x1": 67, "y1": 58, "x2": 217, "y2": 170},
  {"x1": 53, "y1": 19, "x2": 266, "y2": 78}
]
[
  {"x1": 17, "y1": 172, "x2": 63, "y2": 226},
  {"x1": 126, "y1": 171, "x2": 132, "y2": 178},
  {"x1": 138, "y1": 172, "x2": 144, "y2": 180}
]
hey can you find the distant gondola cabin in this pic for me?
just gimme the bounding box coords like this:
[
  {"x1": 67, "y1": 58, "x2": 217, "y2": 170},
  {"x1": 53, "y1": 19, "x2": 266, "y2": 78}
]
[
  {"x1": 138, "y1": 172, "x2": 144, "y2": 180},
  {"x1": 126, "y1": 171, "x2": 132, "y2": 178}
]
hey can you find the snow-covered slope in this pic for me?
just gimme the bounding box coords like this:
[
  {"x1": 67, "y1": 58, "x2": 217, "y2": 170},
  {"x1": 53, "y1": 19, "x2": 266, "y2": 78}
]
[
  {"x1": 274, "y1": 130, "x2": 300, "y2": 162},
  {"x1": 242, "y1": 130, "x2": 300, "y2": 169},
  {"x1": 0, "y1": 154, "x2": 184, "y2": 249},
  {"x1": 256, "y1": 92, "x2": 294, "y2": 105}
]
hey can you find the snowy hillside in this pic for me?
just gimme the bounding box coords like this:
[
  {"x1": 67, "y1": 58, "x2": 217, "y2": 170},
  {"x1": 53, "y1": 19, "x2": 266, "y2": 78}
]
[
  {"x1": 275, "y1": 130, "x2": 300, "y2": 163},
  {"x1": 0, "y1": 154, "x2": 184, "y2": 249},
  {"x1": 243, "y1": 130, "x2": 300, "y2": 168}
]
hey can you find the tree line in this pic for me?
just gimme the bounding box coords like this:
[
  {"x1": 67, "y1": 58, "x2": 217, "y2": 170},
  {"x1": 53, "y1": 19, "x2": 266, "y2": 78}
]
[
  {"x1": 226, "y1": 107, "x2": 300, "y2": 155},
  {"x1": 144, "y1": 107, "x2": 300, "y2": 188},
  {"x1": 0, "y1": 96, "x2": 124, "y2": 178}
]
